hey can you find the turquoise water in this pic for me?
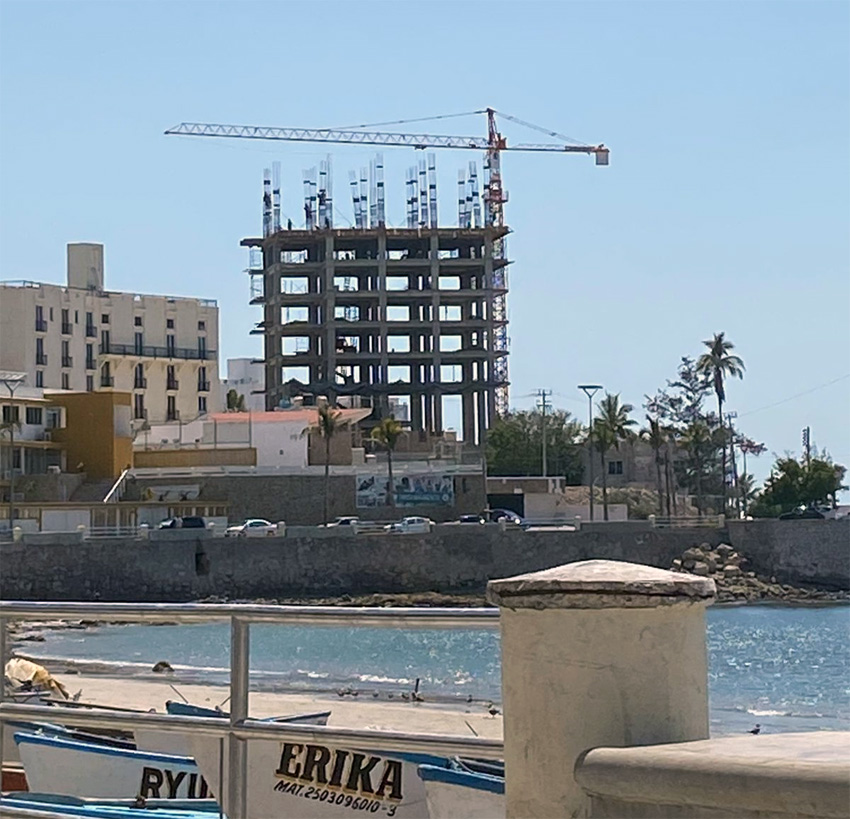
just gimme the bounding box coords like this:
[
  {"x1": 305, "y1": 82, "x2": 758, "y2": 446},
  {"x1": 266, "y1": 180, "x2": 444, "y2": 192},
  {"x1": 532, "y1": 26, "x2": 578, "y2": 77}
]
[{"x1": 23, "y1": 605, "x2": 850, "y2": 736}]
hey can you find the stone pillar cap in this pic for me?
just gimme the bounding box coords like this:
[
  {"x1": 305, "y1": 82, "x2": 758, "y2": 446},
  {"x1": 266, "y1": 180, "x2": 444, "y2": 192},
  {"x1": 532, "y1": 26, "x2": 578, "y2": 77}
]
[{"x1": 487, "y1": 560, "x2": 715, "y2": 610}]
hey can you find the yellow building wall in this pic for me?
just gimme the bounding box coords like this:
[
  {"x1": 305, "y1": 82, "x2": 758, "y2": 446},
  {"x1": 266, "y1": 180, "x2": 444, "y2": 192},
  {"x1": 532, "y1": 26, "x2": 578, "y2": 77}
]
[
  {"x1": 134, "y1": 448, "x2": 257, "y2": 469},
  {"x1": 51, "y1": 392, "x2": 133, "y2": 480}
]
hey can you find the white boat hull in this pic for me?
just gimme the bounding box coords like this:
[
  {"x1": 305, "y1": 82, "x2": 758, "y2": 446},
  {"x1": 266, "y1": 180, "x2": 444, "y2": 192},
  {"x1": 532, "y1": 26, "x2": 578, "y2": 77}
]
[
  {"x1": 189, "y1": 733, "x2": 448, "y2": 818},
  {"x1": 417, "y1": 765, "x2": 504, "y2": 819},
  {"x1": 15, "y1": 733, "x2": 213, "y2": 800}
]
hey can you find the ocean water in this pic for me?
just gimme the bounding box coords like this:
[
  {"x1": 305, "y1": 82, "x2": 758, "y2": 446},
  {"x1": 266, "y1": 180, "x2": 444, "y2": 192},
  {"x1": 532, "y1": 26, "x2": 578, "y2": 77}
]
[{"x1": 21, "y1": 605, "x2": 850, "y2": 736}]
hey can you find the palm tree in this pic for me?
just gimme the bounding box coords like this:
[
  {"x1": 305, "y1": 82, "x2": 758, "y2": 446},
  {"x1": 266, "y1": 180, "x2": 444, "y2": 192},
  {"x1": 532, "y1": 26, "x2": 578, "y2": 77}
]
[
  {"x1": 642, "y1": 416, "x2": 666, "y2": 517},
  {"x1": 679, "y1": 420, "x2": 712, "y2": 516},
  {"x1": 309, "y1": 404, "x2": 342, "y2": 524},
  {"x1": 594, "y1": 393, "x2": 637, "y2": 520},
  {"x1": 697, "y1": 332, "x2": 745, "y2": 510},
  {"x1": 371, "y1": 416, "x2": 404, "y2": 507}
]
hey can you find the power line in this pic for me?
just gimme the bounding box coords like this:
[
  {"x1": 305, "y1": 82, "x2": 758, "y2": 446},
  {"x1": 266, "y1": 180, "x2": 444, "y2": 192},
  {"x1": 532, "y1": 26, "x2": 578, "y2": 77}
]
[{"x1": 737, "y1": 374, "x2": 849, "y2": 418}]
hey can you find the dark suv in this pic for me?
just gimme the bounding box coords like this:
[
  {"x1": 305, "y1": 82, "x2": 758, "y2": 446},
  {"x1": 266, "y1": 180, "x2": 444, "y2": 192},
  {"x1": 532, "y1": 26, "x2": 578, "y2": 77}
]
[{"x1": 158, "y1": 516, "x2": 207, "y2": 529}]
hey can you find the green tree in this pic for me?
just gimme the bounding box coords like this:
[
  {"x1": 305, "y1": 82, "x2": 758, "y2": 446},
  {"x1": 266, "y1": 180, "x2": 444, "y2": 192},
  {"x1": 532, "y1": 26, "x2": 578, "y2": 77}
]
[
  {"x1": 226, "y1": 389, "x2": 246, "y2": 412},
  {"x1": 594, "y1": 393, "x2": 637, "y2": 520},
  {"x1": 697, "y1": 333, "x2": 745, "y2": 510},
  {"x1": 308, "y1": 404, "x2": 342, "y2": 524},
  {"x1": 677, "y1": 420, "x2": 717, "y2": 516},
  {"x1": 486, "y1": 409, "x2": 584, "y2": 481},
  {"x1": 371, "y1": 416, "x2": 404, "y2": 507},
  {"x1": 750, "y1": 454, "x2": 847, "y2": 517}
]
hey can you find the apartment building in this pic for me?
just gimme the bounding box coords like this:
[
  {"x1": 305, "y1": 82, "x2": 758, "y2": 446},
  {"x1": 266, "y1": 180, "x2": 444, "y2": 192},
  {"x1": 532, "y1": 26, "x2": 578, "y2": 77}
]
[{"x1": 0, "y1": 243, "x2": 220, "y2": 426}]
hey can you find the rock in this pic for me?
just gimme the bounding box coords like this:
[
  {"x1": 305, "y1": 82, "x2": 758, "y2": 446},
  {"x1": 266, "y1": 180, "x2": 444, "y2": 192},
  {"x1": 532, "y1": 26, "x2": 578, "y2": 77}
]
[
  {"x1": 16, "y1": 632, "x2": 46, "y2": 642},
  {"x1": 671, "y1": 559, "x2": 682, "y2": 569},
  {"x1": 698, "y1": 542, "x2": 712, "y2": 552},
  {"x1": 151, "y1": 661, "x2": 174, "y2": 673},
  {"x1": 682, "y1": 547, "x2": 704, "y2": 563},
  {"x1": 716, "y1": 543, "x2": 733, "y2": 557},
  {"x1": 683, "y1": 559, "x2": 697, "y2": 570},
  {"x1": 723, "y1": 565, "x2": 742, "y2": 578},
  {"x1": 705, "y1": 555, "x2": 718, "y2": 573},
  {"x1": 691, "y1": 562, "x2": 710, "y2": 576}
]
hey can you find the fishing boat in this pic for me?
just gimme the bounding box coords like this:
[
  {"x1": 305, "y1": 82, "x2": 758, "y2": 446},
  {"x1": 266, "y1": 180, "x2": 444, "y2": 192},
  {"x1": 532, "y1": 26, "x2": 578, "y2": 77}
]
[
  {"x1": 417, "y1": 761, "x2": 505, "y2": 819},
  {"x1": 0, "y1": 792, "x2": 219, "y2": 818},
  {"x1": 186, "y1": 732, "x2": 500, "y2": 819},
  {"x1": 14, "y1": 732, "x2": 212, "y2": 800}
]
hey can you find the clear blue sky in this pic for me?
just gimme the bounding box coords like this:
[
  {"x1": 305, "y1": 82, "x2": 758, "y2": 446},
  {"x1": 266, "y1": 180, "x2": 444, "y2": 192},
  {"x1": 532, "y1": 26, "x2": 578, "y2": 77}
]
[{"x1": 1, "y1": 1, "x2": 848, "y2": 491}]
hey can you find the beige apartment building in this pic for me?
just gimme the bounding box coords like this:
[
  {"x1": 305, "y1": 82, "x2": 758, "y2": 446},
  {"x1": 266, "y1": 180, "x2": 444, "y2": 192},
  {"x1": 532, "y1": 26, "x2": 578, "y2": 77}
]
[{"x1": 0, "y1": 243, "x2": 220, "y2": 427}]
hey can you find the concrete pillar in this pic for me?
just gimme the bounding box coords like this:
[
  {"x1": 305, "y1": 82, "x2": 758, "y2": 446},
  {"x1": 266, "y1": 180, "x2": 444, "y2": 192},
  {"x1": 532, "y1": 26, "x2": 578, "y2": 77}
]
[{"x1": 487, "y1": 560, "x2": 715, "y2": 819}]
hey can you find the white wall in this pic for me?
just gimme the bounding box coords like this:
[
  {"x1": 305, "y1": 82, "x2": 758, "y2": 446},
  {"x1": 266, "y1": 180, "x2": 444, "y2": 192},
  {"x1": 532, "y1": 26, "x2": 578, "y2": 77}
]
[{"x1": 524, "y1": 494, "x2": 629, "y2": 521}]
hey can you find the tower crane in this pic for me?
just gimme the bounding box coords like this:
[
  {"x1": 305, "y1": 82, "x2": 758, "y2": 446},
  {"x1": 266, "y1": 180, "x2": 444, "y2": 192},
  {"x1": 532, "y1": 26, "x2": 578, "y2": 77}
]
[{"x1": 165, "y1": 109, "x2": 608, "y2": 419}]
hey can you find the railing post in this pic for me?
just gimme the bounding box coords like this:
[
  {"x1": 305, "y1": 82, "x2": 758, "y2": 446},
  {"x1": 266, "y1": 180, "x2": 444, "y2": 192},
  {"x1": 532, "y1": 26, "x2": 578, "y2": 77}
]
[
  {"x1": 648, "y1": 514, "x2": 656, "y2": 528},
  {"x1": 228, "y1": 617, "x2": 250, "y2": 819},
  {"x1": 488, "y1": 560, "x2": 715, "y2": 819}
]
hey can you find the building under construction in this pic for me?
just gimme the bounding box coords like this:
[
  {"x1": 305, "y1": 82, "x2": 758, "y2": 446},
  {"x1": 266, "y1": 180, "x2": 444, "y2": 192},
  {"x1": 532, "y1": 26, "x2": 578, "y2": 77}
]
[{"x1": 242, "y1": 155, "x2": 510, "y2": 445}]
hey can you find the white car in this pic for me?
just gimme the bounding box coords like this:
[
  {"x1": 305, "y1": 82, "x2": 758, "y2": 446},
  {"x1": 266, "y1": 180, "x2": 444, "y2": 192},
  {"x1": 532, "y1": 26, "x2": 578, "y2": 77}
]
[
  {"x1": 386, "y1": 516, "x2": 433, "y2": 534},
  {"x1": 225, "y1": 518, "x2": 278, "y2": 537}
]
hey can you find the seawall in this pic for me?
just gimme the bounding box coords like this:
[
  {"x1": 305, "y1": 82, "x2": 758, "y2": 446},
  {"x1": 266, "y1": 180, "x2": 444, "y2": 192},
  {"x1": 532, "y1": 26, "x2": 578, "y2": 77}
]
[{"x1": 1, "y1": 519, "x2": 846, "y2": 602}]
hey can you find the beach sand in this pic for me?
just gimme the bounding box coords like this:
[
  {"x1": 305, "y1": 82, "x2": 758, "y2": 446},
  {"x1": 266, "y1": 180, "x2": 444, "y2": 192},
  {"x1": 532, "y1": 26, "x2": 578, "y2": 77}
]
[{"x1": 55, "y1": 674, "x2": 504, "y2": 741}]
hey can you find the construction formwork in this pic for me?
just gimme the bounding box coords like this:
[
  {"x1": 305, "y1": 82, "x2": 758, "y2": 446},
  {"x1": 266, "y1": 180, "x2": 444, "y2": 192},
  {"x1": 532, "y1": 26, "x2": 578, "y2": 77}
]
[{"x1": 243, "y1": 224, "x2": 509, "y2": 445}]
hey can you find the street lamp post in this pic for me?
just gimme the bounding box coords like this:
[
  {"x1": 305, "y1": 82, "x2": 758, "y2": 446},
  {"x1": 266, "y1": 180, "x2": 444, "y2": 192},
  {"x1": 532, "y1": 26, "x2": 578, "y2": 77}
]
[
  {"x1": 1, "y1": 371, "x2": 28, "y2": 535},
  {"x1": 578, "y1": 384, "x2": 603, "y2": 522}
]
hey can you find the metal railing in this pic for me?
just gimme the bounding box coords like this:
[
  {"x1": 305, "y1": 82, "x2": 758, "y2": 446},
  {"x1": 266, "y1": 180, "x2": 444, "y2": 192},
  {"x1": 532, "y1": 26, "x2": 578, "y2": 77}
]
[
  {"x1": 651, "y1": 515, "x2": 726, "y2": 529},
  {"x1": 0, "y1": 601, "x2": 502, "y2": 819},
  {"x1": 102, "y1": 469, "x2": 131, "y2": 505},
  {"x1": 101, "y1": 343, "x2": 216, "y2": 362}
]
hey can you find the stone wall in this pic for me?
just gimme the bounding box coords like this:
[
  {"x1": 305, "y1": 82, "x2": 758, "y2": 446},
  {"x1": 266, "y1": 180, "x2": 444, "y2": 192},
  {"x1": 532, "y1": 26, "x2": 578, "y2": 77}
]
[{"x1": 1, "y1": 519, "x2": 846, "y2": 602}]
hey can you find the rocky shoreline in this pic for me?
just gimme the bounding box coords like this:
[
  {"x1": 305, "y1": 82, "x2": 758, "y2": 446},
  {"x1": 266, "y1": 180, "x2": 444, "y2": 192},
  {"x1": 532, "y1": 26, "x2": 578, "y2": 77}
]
[{"x1": 669, "y1": 541, "x2": 850, "y2": 604}]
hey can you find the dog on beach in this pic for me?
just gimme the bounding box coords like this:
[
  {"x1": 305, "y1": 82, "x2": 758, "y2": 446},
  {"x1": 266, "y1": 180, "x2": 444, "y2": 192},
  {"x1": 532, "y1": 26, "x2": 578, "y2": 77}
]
[{"x1": 5, "y1": 657, "x2": 70, "y2": 699}]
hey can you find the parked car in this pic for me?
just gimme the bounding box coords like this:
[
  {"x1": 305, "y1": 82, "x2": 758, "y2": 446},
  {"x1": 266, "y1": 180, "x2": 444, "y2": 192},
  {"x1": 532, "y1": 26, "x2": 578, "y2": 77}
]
[
  {"x1": 385, "y1": 516, "x2": 433, "y2": 534},
  {"x1": 225, "y1": 518, "x2": 278, "y2": 537},
  {"x1": 487, "y1": 509, "x2": 523, "y2": 525},
  {"x1": 458, "y1": 514, "x2": 486, "y2": 525},
  {"x1": 326, "y1": 516, "x2": 361, "y2": 528},
  {"x1": 778, "y1": 507, "x2": 825, "y2": 520},
  {"x1": 157, "y1": 516, "x2": 207, "y2": 529}
]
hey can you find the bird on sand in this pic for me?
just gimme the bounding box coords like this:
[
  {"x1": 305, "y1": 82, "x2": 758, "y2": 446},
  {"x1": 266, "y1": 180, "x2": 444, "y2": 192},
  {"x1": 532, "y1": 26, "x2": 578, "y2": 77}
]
[
  {"x1": 487, "y1": 703, "x2": 501, "y2": 718},
  {"x1": 748, "y1": 724, "x2": 761, "y2": 735}
]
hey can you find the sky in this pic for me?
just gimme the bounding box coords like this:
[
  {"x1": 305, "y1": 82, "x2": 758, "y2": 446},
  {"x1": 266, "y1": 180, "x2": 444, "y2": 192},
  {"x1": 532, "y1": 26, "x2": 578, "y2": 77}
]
[{"x1": 0, "y1": 0, "x2": 848, "y2": 492}]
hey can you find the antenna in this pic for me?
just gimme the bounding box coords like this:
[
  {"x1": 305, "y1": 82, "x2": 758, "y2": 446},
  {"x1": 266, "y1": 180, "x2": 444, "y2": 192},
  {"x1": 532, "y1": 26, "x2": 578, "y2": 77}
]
[
  {"x1": 359, "y1": 167, "x2": 369, "y2": 229},
  {"x1": 325, "y1": 155, "x2": 333, "y2": 228},
  {"x1": 457, "y1": 169, "x2": 467, "y2": 227},
  {"x1": 470, "y1": 161, "x2": 481, "y2": 228},
  {"x1": 376, "y1": 153, "x2": 385, "y2": 226},
  {"x1": 418, "y1": 160, "x2": 428, "y2": 228}
]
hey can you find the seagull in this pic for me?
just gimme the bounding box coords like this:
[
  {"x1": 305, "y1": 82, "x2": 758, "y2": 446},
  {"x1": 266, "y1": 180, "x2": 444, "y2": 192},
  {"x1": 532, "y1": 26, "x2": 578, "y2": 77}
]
[
  {"x1": 488, "y1": 706, "x2": 501, "y2": 718},
  {"x1": 748, "y1": 724, "x2": 761, "y2": 735}
]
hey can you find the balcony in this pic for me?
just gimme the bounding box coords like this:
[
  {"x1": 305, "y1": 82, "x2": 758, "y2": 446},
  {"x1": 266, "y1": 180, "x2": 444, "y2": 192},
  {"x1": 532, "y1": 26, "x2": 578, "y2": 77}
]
[
  {"x1": 61, "y1": 323, "x2": 72, "y2": 335},
  {"x1": 86, "y1": 325, "x2": 97, "y2": 338},
  {"x1": 100, "y1": 342, "x2": 216, "y2": 361},
  {"x1": 166, "y1": 410, "x2": 180, "y2": 422},
  {"x1": 198, "y1": 380, "x2": 210, "y2": 392},
  {"x1": 35, "y1": 319, "x2": 47, "y2": 332},
  {"x1": 36, "y1": 353, "x2": 48, "y2": 366},
  {"x1": 61, "y1": 356, "x2": 73, "y2": 368},
  {"x1": 100, "y1": 375, "x2": 114, "y2": 388},
  {"x1": 167, "y1": 378, "x2": 180, "y2": 391},
  {"x1": 134, "y1": 377, "x2": 148, "y2": 389}
]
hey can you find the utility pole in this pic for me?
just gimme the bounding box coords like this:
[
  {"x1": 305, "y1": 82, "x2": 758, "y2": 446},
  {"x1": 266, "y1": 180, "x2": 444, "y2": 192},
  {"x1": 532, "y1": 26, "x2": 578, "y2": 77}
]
[
  {"x1": 0, "y1": 372, "x2": 27, "y2": 536},
  {"x1": 537, "y1": 389, "x2": 552, "y2": 477},
  {"x1": 726, "y1": 412, "x2": 739, "y2": 517},
  {"x1": 578, "y1": 384, "x2": 603, "y2": 522},
  {"x1": 802, "y1": 427, "x2": 811, "y2": 467}
]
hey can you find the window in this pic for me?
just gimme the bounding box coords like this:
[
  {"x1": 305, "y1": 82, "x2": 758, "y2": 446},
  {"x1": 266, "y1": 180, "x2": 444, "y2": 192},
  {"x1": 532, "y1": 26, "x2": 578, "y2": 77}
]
[
  {"x1": 198, "y1": 336, "x2": 207, "y2": 358},
  {"x1": 166, "y1": 334, "x2": 175, "y2": 356},
  {"x1": 608, "y1": 460, "x2": 624, "y2": 476},
  {"x1": 135, "y1": 332, "x2": 144, "y2": 354},
  {"x1": 61, "y1": 372, "x2": 70, "y2": 390},
  {"x1": 198, "y1": 320, "x2": 206, "y2": 331},
  {"x1": 86, "y1": 375, "x2": 94, "y2": 392},
  {"x1": 49, "y1": 307, "x2": 54, "y2": 321},
  {"x1": 166, "y1": 395, "x2": 177, "y2": 421},
  {"x1": 101, "y1": 362, "x2": 113, "y2": 388},
  {"x1": 101, "y1": 313, "x2": 110, "y2": 324},
  {"x1": 134, "y1": 316, "x2": 143, "y2": 326},
  {"x1": 134, "y1": 393, "x2": 146, "y2": 420},
  {"x1": 166, "y1": 364, "x2": 178, "y2": 390},
  {"x1": 2, "y1": 405, "x2": 19, "y2": 423},
  {"x1": 61, "y1": 308, "x2": 71, "y2": 334},
  {"x1": 134, "y1": 363, "x2": 146, "y2": 389},
  {"x1": 167, "y1": 318, "x2": 174, "y2": 329},
  {"x1": 74, "y1": 310, "x2": 79, "y2": 323},
  {"x1": 198, "y1": 395, "x2": 207, "y2": 414},
  {"x1": 61, "y1": 339, "x2": 72, "y2": 367},
  {"x1": 198, "y1": 366, "x2": 209, "y2": 391},
  {"x1": 85, "y1": 312, "x2": 96, "y2": 337},
  {"x1": 35, "y1": 371, "x2": 44, "y2": 388},
  {"x1": 101, "y1": 329, "x2": 110, "y2": 353},
  {"x1": 46, "y1": 408, "x2": 61, "y2": 429},
  {"x1": 36, "y1": 337, "x2": 46, "y2": 365},
  {"x1": 26, "y1": 407, "x2": 43, "y2": 426},
  {"x1": 35, "y1": 304, "x2": 46, "y2": 331},
  {"x1": 86, "y1": 343, "x2": 95, "y2": 369}
]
